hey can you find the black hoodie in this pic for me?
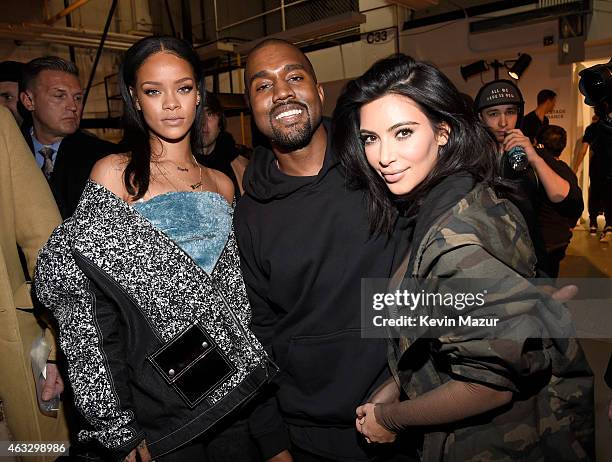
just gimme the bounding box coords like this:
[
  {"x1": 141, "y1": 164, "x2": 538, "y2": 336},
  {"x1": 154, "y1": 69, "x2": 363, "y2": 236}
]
[{"x1": 234, "y1": 119, "x2": 407, "y2": 460}]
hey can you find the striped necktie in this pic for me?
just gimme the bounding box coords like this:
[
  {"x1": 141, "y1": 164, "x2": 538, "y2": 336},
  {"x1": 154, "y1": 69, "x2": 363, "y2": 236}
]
[{"x1": 39, "y1": 146, "x2": 55, "y2": 179}]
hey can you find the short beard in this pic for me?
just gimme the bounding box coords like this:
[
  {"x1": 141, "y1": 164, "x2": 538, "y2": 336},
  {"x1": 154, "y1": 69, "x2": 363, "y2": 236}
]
[{"x1": 268, "y1": 104, "x2": 317, "y2": 151}]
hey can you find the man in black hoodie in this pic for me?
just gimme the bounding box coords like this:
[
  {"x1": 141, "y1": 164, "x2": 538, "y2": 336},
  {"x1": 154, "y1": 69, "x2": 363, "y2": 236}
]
[{"x1": 234, "y1": 39, "x2": 410, "y2": 462}]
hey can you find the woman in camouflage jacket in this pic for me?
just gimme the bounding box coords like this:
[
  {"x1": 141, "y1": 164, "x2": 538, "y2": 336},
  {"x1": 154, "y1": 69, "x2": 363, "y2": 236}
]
[{"x1": 333, "y1": 54, "x2": 594, "y2": 461}]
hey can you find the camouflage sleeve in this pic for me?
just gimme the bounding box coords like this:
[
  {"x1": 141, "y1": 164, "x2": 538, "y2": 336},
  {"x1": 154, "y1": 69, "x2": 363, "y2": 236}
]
[{"x1": 422, "y1": 243, "x2": 573, "y2": 393}]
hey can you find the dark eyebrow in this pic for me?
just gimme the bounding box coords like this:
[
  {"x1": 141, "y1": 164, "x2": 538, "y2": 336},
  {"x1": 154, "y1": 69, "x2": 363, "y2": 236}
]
[
  {"x1": 284, "y1": 64, "x2": 306, "y2": 73},
  {"x1": 360, "y1": 122, "x2": 419, "y2": 135},
  {"x1": 140, "y1": 77, "x2": 193, "y2": 87},
  {"x1": 388, "y1": 121, "x2": 419, "y2": 132},
  {"x1": 248, "y1": 70, "x2": 271, "y2": 87},
  {"x1": 248, "y1": 63, "x2": 307, "y2": 87}
]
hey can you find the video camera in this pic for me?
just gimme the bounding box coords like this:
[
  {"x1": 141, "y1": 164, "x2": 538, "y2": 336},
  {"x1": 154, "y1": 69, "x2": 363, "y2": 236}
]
[{"x1": 579, "y1": 58, "x2": 612, "y2": 108}]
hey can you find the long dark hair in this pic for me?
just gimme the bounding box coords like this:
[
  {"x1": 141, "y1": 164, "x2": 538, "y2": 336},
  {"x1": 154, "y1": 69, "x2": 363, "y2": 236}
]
[
  {"x1": 333, "y1": 54, "x2": 499, "y2": 235},
  {"x1": 119, "y1": 36, "x2": 205, "y2": 200}
]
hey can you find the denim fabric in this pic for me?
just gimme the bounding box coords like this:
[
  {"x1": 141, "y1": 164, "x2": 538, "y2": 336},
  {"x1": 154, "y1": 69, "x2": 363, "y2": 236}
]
[{"x1": 133, "y1": 191, "x2": 232, "y2": 274}]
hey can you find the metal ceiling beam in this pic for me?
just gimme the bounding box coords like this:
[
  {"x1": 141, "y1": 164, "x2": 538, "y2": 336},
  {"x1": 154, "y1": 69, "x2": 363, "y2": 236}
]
[
  {"x1": 469, "y1": 1, "x2": 589, "y2": 34},
  {"x1": 235, "y1": 11, "x2": 366, "y2": 55},
  {"x1": 195, "y1": 40, "x2": 236, "y2": 60},
  {"x1": 402, "y1": 0, "x2": 534, "y2": 30},
  {"x1": 0, "y1": 22, "x2": 139, "y2": 51}
]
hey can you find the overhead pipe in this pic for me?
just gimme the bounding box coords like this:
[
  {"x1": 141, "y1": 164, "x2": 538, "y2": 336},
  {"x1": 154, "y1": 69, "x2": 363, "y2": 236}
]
[
  {"x1": 181, "y1": 0, "x2": 192, "y2": 43},
  {"x1": 0, "y1": 29, "x2": 132, "y2": 51},
  {"x1": 83, "y1": 0, "x2": 118, "y2": 109},
  {"x1": 45, "y1": 0, "x2": 93, "y2": 25},
  {"x1": 24, "y1": 23, "x2": 136, "y2": 43},
  {"x1": 0, "y1": 21, "x2": 137, "y2": 51},
  {"x1": 64, "y1": 0, "x2": 76, "y2": 63}
]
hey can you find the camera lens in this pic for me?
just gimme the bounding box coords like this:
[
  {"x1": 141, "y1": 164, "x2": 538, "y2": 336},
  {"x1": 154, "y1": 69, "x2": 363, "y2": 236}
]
[{"x1": 579, "y1": 59, "x2": 612, "y2": 106}]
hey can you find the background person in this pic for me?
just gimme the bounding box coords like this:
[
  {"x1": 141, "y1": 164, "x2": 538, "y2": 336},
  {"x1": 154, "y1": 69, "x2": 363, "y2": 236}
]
[
  {"x1": 573, "y1": 113, "x2": 604, "y2": 234},
  {"x1": 521, "y1": 89, "x2": 556, "y2": 144},
  {"x1": 474, "y1": 80, "x2": 570, "y2": 276},
  {"x1": 334, "y1": 53, "x2": 594, "y2": 461},
  {"x1": 573, "y1": 104, "x2": 612, "y2": 241},
  {"x1": 0, "y1": 106, "x2": 68, "y2": 461},
  {"x1": 534, "y1": 125, "x2": 583, "y2": 277},
  {"x1": 199, "y1": 92, "x2": 250, "y2": 200},
  {"x1": 0, "y1": 60, "x2": 24, "y2": 124},
  {"x1": 19, "y1": 56, "x2": 121, "y2": 218}
]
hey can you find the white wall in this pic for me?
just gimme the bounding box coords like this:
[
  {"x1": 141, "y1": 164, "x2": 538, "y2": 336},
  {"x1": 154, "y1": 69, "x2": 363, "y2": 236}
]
[
  {"x1": 396, "y1": 12, "x2": 612, "y2": 162},
  {"x1": 306, "y1": 1, "x2": 398, "y2": 84}
]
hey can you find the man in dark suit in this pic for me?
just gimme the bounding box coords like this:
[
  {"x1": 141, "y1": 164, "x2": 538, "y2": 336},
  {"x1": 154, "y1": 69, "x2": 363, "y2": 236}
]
[{"x1": 19, "y1": 56, "x2": 120, "y2": 219}]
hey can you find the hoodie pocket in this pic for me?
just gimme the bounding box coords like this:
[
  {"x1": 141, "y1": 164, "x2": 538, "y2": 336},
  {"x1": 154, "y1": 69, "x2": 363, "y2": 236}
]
[{"x1": 278, "y1": 328, "x2": 387, "y2": 424}]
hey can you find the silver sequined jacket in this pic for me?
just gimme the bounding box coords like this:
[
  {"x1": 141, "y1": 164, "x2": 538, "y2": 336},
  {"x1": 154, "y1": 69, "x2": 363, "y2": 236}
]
[{"x1": 34, "y1": 181, "x2": 271, "y2": 460}]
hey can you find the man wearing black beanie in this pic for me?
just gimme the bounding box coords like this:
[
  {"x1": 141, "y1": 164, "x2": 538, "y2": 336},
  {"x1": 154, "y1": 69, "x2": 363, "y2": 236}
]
[{"x1": 474, "y1": 80, "x2": 575, "y2": 277}]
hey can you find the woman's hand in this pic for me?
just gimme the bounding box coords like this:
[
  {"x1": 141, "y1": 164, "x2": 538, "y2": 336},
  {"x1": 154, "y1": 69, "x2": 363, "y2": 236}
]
[
  {"x1": 125, "y1": 440, "x2": 152, "y2": 462},
  {"x1": 355, "y1": 403, "x2": 396, "y2": 444},
  {"x1": 42, "y1": 363, "x2": 64, "y2": 401},
  {"x1": 266, "y1": 450, "x2": 293, "y2": 462}
]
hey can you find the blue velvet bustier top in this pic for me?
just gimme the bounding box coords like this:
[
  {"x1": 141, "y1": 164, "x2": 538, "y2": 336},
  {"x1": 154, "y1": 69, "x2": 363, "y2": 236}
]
[{"x1": 132, "y1": 191, "x2": 232, "y2": 274}]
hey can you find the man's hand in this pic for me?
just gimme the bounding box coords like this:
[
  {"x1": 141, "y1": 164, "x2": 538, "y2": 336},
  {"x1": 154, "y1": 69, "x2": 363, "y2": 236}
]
[
  {"x1": 125, "y1": 440, "x2": 152, "y2": 462},
  {"x1": 42, "y1": 363, "x2": 64, "y2": 401},
  {"x1": 355, "y1": 403, "x2": 396, "y2": 444},
  {"x1": 502, "y1": 129, "x2": 538, "y2": 164},
  {"x1": 266, "y1": 450, "x2": 293, "y2": 462},
  {"x1": 608, "y1": 398, "x2": 612, "y2": 423}
]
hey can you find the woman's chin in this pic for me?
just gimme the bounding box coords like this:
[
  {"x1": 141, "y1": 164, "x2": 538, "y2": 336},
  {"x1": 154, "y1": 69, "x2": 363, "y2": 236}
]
[{"x1": 386, "y1": 181, "x2": 415, "y2": 196}]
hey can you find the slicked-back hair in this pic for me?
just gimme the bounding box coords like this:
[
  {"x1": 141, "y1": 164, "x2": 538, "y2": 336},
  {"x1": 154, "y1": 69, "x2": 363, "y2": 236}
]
[
  {"x1": 21, "y1": 56, "x2": 79, "y2": 92},
  {"x1": 119, "y1": 35, "x2": 205, "y2": 200},
  {"x1": 537, "y1": 89, "x2": 556, "y2": 106},
  {"x1": 333, "y1": 53, "x2": 501, "y2": 235}
]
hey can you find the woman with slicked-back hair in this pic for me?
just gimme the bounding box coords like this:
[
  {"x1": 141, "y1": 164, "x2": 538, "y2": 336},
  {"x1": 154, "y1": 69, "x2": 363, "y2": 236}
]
[{"x1": 34, "y1": 36, "x2": 271, "y2": 462}]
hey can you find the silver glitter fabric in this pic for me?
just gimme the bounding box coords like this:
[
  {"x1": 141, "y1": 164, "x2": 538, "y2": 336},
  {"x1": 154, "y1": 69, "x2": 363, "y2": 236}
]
[{"x1": 35, "y1": 181, "x2": 267, "y2": 451}]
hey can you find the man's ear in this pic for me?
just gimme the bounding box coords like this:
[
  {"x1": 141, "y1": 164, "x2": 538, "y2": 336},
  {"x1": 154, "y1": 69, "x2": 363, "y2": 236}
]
[
  {"x1": 20, "y1": 91, "x2": 34, "y2": 111},
  {"x1": 317, "y1": 83, "x2": 325, "y2": 106}
]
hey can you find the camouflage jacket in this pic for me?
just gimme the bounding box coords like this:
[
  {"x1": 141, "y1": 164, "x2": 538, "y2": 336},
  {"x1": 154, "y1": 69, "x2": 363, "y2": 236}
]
[{"x1": 389, "y1": 174, "x2": 594, "y2": 462}]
